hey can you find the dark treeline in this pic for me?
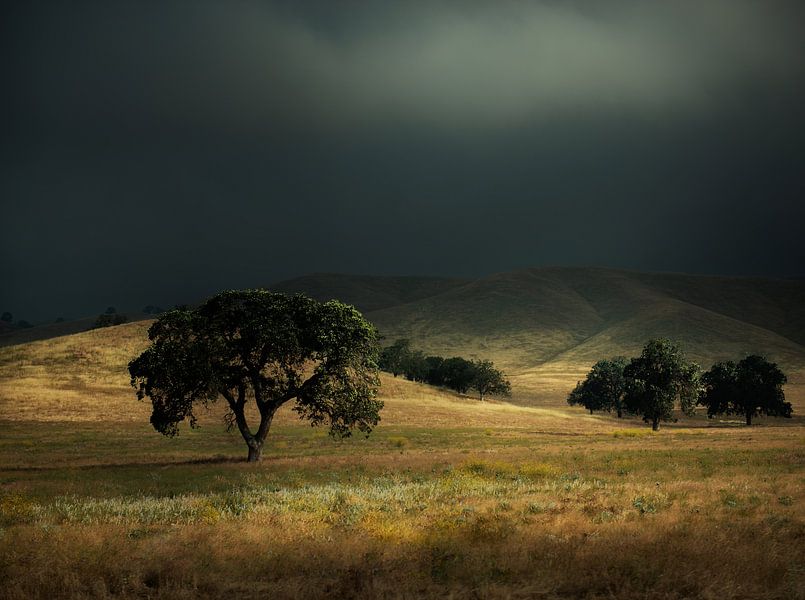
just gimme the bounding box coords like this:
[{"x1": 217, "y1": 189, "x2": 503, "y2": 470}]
[
  {"x1": 0, "y1": 312, "x2": 34, "y2": 330},
  {"x1": 91, "y1": 306, "x2": 128, "y2": 330},
  {"x1": 379, "y1": 339, "x2": 511, "y2": 401}
]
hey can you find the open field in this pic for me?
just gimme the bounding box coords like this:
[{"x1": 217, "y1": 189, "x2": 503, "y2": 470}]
[
  {"x1": 2, "y1": 419, "x2": 804, "y2": 599},
  {"x1": 1, "y1": 322, "x2": 804, "y2": 598}
]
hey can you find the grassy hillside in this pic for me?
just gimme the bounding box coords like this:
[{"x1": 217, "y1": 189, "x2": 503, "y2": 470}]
[
  {"x1": 0, "y1": 313, "x2": 152, "y2": 348},
  {"x1": 4, "y1": 267, "x2": 805, "y2": 406},
  {"x1": 2, "y1": 313, "x2": 803, "y2": 426},
  {"x1": 266, "y1": 268, "x2": 805, "y2": 373},
  {"x1": 365, "y1": 268, "x2": 805, "y2": 363},
  {"x1": 0, "y1": 320, "x2": 602, "y2": 430},
  {"x1": 632, "y1": 271, "x2": 805, "y2": 345},
  {"x1": 1, "y1": 320, "x2": 803, "y2": 598},
  {"x1": 345, "y1": 268, "x2": 805, "y2": 402},
  {"x1": 1, "y1": 278, "x2": 803, "y2": 598}
]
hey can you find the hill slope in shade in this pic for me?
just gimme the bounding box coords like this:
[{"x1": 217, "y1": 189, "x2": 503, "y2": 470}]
[
  {"x1": 273, "y1": 267, "x2": 805, "y2": 402},
  {"x1": 3, "y1": 267, "x2": 804, "y2": 405},
  {"x1": 0, "y1": 313, "x2": 153, "y2": 348},
  {"x1": 269, "y1": 273, "x2": 470, "y2": 313},
  {"x1": 363, "y1": 268, "x2": 805, "y2": 363}
]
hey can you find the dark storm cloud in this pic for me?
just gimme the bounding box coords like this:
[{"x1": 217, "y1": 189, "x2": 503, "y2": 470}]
[
  {"x1": 2, "y1": 1, "x2": 805, "y2": 320},
  {"x1": 209, "y1": 1, "x2": 805, "y2": 128},
  {"x1": 14, "y1": 1, "x2": 805, "y2": 130}
]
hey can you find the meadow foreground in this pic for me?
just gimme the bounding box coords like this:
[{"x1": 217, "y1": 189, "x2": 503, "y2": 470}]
[{"x1": 1, "y1": 396, "x2": 803, "y2": 597}]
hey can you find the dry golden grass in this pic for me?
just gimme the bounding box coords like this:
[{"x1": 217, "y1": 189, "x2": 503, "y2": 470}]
[
  {"x1": 0, "y1": 321, "x2": 151, "y2": 422},
  {"x1": 2, "y1": 429, "x2": 803, "y2": 599},
  {"x1": 1, "y1": 322, "x2": 804, "y2": 598},
  {"x1": 4, "y1": 319, "x2": 802, "y2": 420},
  {"x1": 0, "y1": 321, "x2": 611, "y2": 432}
]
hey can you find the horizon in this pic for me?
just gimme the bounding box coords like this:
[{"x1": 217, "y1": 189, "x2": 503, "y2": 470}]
[{"x1": 4, "y1": 263, "x2": 805, "y2": 326}]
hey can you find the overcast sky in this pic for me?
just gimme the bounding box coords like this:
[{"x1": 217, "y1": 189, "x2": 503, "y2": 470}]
[{"x1": 2, "y1": 1, "x2": 805, "y2": 320}]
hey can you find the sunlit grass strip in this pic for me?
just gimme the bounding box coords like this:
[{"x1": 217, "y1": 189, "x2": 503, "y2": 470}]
[{"x1": 2, "y1": 462, "x2": 795, "y2": 531}]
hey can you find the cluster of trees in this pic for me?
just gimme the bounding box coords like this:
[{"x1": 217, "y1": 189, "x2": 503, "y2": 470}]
[
  {"x1": 379, "y1": 339, "x2": 511, "y2": 401},
  {"x1": 92, "y1": 306, "x2": 128, "y2": 329},
  {"x1": 568, "y1": 339, "x2": 792, "y2": 429}
]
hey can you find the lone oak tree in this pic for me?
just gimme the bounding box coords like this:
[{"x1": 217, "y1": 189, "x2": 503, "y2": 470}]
[
  {"x1": 129, "y1": 290, "x2": 382, "y2": 462},
  {"x1": 623, "y1": 339, "x2": 700, "y2": 431}
]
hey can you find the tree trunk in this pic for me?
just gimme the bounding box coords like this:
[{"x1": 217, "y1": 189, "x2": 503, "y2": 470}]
[
  {"x1": 651, "y1": 417, "x2": 660, "y2": 431},
  {"x1": 247, "y1": 444, "x2": 263, "y2": 462},
  {"x1": 746, "y1": 412, "x2": 753, "y2": 426},
  {"x1": 231, "y1": 400, "x2": 276, "y2": 463},
  {"x1": 617, "y1": 407, "x2": 623, "y2": 419},
  {"x1": 245, "y1": 408, "x2": 275, "y2": 462},
  {"x1": 589, "y1": 408, "x2": 594, "y2": 415}
]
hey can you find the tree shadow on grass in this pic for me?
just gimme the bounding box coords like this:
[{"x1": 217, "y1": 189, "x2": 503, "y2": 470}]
[
  {"x1": 574, "y1": 411, "x2": 805, "y2": 430},
  {"x1": 0, "y1": 454, "x2": 253, "y2": 473}
]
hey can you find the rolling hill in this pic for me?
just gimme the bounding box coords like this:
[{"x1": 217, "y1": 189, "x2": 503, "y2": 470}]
[
  {"x1": 269, "y1": 273, "x2": 470, "y2": 313},
  {"x1": 0, "y1": 312, "x2": 153, "y2": 348},
  {"x1": 2, "y1": 269, "x2": 803, "y2": 600},
  {"x1": 268, "y1": 268, "x2": 805, "y2": 363},
  {"x1": 270, "y1": 267, "x2": 805, "y2": 401},
  {"x1": 2, "y1": 267, "x2": 804, "y2": 406}
]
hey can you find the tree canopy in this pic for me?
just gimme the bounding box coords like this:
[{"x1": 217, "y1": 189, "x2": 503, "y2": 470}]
[
  {"x1": 699, "y1": 355, "x2": 790, "y2": 425},
  {"x1": 622, "y1": 339, "x2": 700, "y2": 430},
  {"x1": 437, "y1": 357, "x2": 477, "y2": 394},
  {"x1": 567, "y1": 357, "x2": 628, "y2": 417},
  {"x1": 129, "y1": 290, "x2": 382, "y2": 461},
  {"x1": 469, "y1": 359, "x2": 511, "y2": 401},
  {"x1": 378, "y1": 338, "x2": 411, "y2": 377},
  {"x1": 93, "y1": 312, "x2": 127, "y2": 329}
]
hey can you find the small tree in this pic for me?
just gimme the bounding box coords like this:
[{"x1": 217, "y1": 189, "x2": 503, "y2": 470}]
[
  {"x1": 567, "y1": 357, "x2": 628, "y2": 416},
  {"x1": 1, "y1": 312, "x2": 11, "y2": 323},
  {"x1": 402, "y1": 349, "x2": 430, "y2": 382},
  {"x1": 568, "y1": 378, "x2": 600, "y2": 414},
  {"x1": 92, "y1": 313, "x2": 128, "y2": 329},
  {"x1": 379, "y1": 338, "x2": 411, "y2": 377},
  {"x1": 699, "y1": 355, "x2": 791, "y2": 425},
  {"x1": 623, "y1": 339, "x2": 700, "y2": 431},
  {"x1": 129, "y1": 290, "x2": 382, "y2": 462},
  {"x1": 697, "y1": 360, "x2": 736, "y2": 418},
  {"x1": 441, "y1": 356, "x2": 476, "y2": 394},
  {"x1": 470, "y1": 359, "x2": 511, "y2": 401},
  {"x1": 424, "y1": 355, "x2": 446, "y2": 386}
]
